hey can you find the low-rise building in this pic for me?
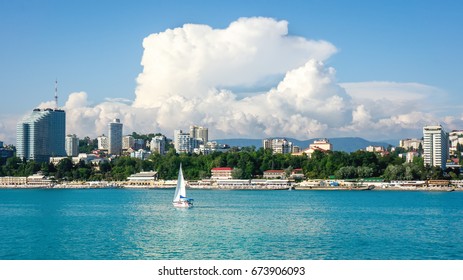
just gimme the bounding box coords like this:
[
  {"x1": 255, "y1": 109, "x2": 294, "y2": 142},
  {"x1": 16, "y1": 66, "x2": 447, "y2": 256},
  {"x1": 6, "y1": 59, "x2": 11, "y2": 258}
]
[
  {"x1": 211, "y1": 167, "x2": 233, "y2": 180},
  {"x1": 263, "y1": 169, "x2": 285, "y2": 179},
  {"x1": 127, "y1": 171, "x2": 158, "y2": 185}
]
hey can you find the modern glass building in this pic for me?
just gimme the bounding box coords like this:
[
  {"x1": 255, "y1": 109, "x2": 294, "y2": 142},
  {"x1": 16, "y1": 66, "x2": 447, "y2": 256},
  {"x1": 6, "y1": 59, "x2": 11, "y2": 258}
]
[{"x1": 16, "y1": 108, "x2": 66, "y2": 162}]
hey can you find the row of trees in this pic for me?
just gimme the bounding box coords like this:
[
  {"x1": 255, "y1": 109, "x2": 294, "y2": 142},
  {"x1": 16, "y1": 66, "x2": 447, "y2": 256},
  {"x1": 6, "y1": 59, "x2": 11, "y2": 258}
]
[{"x1": 0, "y1": 146, "x2": 459, "y2": 181}]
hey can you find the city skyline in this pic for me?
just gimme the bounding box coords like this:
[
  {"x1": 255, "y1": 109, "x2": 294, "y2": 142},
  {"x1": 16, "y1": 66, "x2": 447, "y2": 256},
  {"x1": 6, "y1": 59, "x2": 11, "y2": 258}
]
[{"x1": 1, "y1": 1, "x2": 463, "y2": 145}]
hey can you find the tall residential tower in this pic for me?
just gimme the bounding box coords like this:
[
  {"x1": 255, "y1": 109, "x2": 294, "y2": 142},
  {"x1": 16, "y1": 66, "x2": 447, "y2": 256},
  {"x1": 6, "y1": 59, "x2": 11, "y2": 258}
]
[
  {"x1": 423, "y1": 125, "x2": 449, "y2": 169},
  {"x1": 108, "y1": 119, "x2": 123, "y2": 155},
  {"x1": 16, "y1": 108, "x2": 66, "y2": 162}
]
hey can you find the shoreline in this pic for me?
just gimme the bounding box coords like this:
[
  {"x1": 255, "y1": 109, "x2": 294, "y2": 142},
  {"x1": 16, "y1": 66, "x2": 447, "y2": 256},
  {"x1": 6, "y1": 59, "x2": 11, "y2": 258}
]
[{"x1": 0, "y1": 184, "x2": 461, "y2": 192}]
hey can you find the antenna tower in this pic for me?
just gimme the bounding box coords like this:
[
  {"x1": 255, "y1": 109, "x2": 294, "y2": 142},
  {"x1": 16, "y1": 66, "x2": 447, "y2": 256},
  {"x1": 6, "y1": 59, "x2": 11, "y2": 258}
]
[{"x1": 54, "y1": 79, "x2": 58, "y2": 109}]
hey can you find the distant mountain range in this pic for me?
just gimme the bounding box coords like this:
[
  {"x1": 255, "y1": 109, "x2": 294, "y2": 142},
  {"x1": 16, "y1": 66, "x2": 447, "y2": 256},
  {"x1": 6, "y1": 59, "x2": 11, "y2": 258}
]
[{"x1": 213, "y1": 137, "x2": 398, "y2": 153}]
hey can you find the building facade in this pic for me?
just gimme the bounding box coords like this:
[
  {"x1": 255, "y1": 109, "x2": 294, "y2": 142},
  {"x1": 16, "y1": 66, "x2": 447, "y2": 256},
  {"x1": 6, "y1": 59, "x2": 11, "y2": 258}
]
[
  {"x1": 190, "y1": 125, "x2": 208, "y2": 143},
  {"x1": 174, "y1": 129, "x2": 191, "y2": 153},
  {"x1": 16, "y1": 108, "x2": 66, "y2": 162},
  {"x1": 122, "y1": 135, "x2": 135, "y2": 150},
  {"x1": 97, "y1": 135, "x2": 109, "y2": 150},
  {"x1": 150, "y1": 135, "x2": 166, "y2": 155},
  {"x1": 108, "y1": 119, "x2": 123, "y2": 155},
  {"x1": 65, "y1": 134, "x2": 79, "y2": 157},
  {"x1": 399, "y1": 138, "x2": 423, "y2": 150},
  {"x1": 263, "y1": 138, "x2": 293, "y2": 154},
  {"x1": 423, "y1": 125, "x2": 449, "y2": 169}
]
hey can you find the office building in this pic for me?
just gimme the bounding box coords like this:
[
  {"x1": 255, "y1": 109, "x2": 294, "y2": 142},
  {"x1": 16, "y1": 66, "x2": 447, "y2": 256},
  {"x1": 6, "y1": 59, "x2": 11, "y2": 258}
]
[
  {"x1": 16, "y1": 108, "x2": 66, "y2": 162},
  {"x1": 108, "y1": 119, "x2": 123, "y2": 155},
  {"x1": 423, "y1": 125, "x2": 449, "y2": 169}
]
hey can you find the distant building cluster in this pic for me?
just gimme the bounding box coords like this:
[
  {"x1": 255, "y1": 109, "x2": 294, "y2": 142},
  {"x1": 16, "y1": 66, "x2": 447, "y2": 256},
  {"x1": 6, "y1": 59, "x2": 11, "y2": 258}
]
[{"x1": 3, "y1": 94, "x2": 459, "y2": 173}]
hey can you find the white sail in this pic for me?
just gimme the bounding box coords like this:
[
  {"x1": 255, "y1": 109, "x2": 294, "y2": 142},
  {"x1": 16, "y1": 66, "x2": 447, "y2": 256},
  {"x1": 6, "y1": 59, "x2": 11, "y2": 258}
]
[{"x1": 173, "y1": 164, "x2": 186, "y2": 202}]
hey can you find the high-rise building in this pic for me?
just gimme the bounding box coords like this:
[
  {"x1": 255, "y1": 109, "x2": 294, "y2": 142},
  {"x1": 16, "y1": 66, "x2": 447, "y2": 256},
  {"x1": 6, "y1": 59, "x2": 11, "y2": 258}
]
[
  {"x1": 65, "y1": 134, "x2": 79, "y2": 157},
  {"x1": 150, "y1": 135, "x2": 166, "y2": 155},
  {"x1": 190, "y1": 125, "x2": 208, "y2": 143},
  {"x1": 174, "y1": 129, "x2": 191, "y2": 153},
  {"x1": 122, "y1": 135, "x2": 135, "y2": 150},
  {"x1": 108, "y1": 119, "x2": 123, "y2": 155},
  {"x1": 423, "y1": 125, "x2": 449, "y2": 169},
  {"x1": 16, "y1": 108, "x2": 66, "y2": 162}
]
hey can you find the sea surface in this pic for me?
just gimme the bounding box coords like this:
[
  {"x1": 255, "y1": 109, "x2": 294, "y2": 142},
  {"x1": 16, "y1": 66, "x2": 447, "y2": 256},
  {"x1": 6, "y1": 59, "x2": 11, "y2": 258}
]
[{"x1": 0, "y1": 188, "x2": 462, "y2": 260}]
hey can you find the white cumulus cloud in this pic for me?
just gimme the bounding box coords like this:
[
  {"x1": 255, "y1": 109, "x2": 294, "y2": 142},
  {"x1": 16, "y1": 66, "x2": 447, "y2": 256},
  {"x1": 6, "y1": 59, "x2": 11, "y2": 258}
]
[{"x1": 2, "y1": 17, "x2": 457, "y2": 145}]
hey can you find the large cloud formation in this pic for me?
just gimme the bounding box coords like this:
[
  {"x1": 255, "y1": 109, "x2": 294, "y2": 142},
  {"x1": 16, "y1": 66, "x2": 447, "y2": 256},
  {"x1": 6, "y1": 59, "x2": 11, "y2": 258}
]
[{"x1": 2, "y1": 17, "x2": 457, "y2": 144}]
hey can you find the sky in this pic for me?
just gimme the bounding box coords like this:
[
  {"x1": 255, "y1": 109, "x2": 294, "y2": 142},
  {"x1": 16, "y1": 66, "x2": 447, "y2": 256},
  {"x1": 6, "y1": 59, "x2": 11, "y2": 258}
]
[{"x1": 1, "y1": 0, "x2": 463, "y2": 145}]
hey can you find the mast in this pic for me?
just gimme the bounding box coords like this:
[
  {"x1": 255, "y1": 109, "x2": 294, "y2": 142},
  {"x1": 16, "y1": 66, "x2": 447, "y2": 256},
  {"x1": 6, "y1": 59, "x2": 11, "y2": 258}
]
[{"x1": 54, "y1": 79, "x2": 58, "y2": 109}]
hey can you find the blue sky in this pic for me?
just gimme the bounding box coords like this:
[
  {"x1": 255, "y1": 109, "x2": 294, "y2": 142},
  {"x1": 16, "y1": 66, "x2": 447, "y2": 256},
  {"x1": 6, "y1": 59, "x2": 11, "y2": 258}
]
[{"x1": 1, "y1": 0, "x2": 462, "y2": 144}]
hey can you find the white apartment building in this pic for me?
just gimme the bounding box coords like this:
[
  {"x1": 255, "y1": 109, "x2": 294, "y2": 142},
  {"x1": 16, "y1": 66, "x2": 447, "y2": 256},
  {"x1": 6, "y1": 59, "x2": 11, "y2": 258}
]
[
  {"x1": 108, "y1": 119, "x2": 123, "y2": 155},
  {"x1": 309, "y1": 139, "x2": 332, "y2": 151},
  {"x1": 122, "y1": 135, "x2": 135, "y2": 150},
  {"x1": 190, "y1": 125, "x2": 208, "y2": 143},
  {"x1": 65, "y1": 134, "x2": 79, "y2": 157},
  {"x1": 399, "y1": 138, "x2": 423, "y2": 150},
  {"x1": 365, "y1": 146, "x2": 384, "y2": 152},
  {"x1": 174, "y1": 130, "x2": 191, "y2": 153},
  {"x1": 449, "y1": 130, "x2": 463, "y2": 152},
  {"x1": 263, "y1": 138, "x2": 293, "y2": 154},
  {"x1": 423, "y1": 125, "x2": 449, "y2": 169},
  {"x1": 150, "y1": 135, "x2": 166, "y2": 155},
  {"x1": 97, "y1": 135, "x2": 108, "y2": 150}
]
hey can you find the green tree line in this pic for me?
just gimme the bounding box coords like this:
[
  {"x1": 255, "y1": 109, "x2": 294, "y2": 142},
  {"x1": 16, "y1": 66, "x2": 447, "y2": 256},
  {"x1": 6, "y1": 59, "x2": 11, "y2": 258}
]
[{"x1": 0, "y1": 147, "x2": 459, "y2": 181}]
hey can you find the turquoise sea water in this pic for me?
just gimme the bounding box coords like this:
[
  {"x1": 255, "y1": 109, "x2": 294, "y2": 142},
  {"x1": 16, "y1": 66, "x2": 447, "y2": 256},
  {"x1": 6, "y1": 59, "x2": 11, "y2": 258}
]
[{"x1": 0, "y1": 189, "x2": 462, "y2": 260}]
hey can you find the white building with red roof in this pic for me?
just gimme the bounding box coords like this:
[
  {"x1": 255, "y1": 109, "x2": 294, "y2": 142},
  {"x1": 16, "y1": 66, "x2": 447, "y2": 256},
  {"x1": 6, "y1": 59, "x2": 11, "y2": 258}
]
[{"x1": 211, "y1": 167, "x2": 233, "y2": 180}]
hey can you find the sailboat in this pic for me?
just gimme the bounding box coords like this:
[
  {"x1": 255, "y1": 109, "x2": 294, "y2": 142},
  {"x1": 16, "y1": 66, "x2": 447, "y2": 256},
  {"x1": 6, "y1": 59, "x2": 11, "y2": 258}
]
[{"x1": 172, "y1": 164, "x2": 193, "y2": 208}]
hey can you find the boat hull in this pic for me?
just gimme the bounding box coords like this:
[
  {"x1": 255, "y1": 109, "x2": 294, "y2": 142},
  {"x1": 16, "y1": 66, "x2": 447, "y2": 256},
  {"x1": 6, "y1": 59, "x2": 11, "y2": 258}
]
[{"x1": 172, "y1": 201, "x2": 193, "y2": 208}]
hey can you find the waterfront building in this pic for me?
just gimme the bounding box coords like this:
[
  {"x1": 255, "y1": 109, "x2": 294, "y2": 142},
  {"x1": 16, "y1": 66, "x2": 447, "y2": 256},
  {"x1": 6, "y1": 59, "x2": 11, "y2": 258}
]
[
  {"x1": 174, "y1": 129, "x2": 192, "y2": 153},
  {"x1": 108, "y1": 119, "x2": 123, "y2": 155},
  {"x1": 127, "y1": 171, "x2": 159, "y2": 186},
  {"x1": 65, "y1": 134, "x2": 79, "y2": 157},
  {"x1": 263, "y1": 170, "x2": 286, "y2": 179},
  {"x1": 423, "y1": 125, "x2": 449, "y2": 169},
  {"x1": 97, "y1": 135, "x2": 109, "y2": 150},
  {"x1": 16, "y1": 108, "x2": 66, "y2": 162},
  {"x1": 122, "y1": 135, "x2": 135, "y2": 150},
  {"x1": 150, "y1": 135, "x2": 166, "y2": 155},
  {"x1": 211, "y1": 167, "x2": 233, "y2": 180}
]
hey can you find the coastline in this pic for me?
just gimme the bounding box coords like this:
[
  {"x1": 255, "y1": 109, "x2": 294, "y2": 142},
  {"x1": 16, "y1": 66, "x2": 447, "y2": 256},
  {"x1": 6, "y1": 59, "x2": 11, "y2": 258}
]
[{"x1": 0, "y1": 183, "x2": 461, "y2": 192}]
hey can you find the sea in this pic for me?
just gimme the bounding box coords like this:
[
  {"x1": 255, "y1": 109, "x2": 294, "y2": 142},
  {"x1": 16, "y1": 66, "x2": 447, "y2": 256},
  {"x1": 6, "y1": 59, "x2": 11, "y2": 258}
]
[{"x1": 0, "y1": 188, "x2": 462, "y2": 260}]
